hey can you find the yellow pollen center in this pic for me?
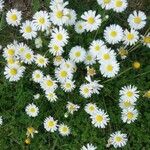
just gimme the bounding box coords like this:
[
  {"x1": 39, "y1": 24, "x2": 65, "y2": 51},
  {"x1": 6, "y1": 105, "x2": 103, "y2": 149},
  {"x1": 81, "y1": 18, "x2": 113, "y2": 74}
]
[
  {"x1": 62, "y1": 127, "x2": 68, "y2": 132},
  {"x1": 10, "y1": 68, "x2": 17, "y2": 75},
  {"x1": 75, "y1": 51, "x2": 81, "y2": 57},
  {"x1": 84, "y1": 88, "x2": 89, "y2": 93},
  {"x1": 127, "y1": 33, "x2": 134, "y2": 40},
  {"x1": 110, "y1": 31, "x2": 117, "y2": 37},
  {"x1": 96, "y1": 115, "x2": 103, "y2": 122},
  {"x1": 134, "y1": 17, "x2": 141, "y2": 24},
  {"x1": 66, "y1": 83, "x2": 71, "y2": 88},
  {"x1": 115, "y1": 0, "x2": 123, "y2": 7},
  {"x1": 30, "y1": 108, "x2": 35, "y2": 113},
  {"x1": 11, "y1": 14, "x2": 17, "y2": 21},
  {"x1": 79, "y1": 25, "x2": 83, "y2": 29},
  {"x1": 86, "y1": 55, "x2": 92, "y2": 61},
  {"x1": 53, "y1": 45, "x2": 59, "y2": 51},
  {"x1": 35, "y1": 74, "x2": 40, "y2": 78},
  {"x1": 25, "y1": 53, "x2": 31, "y2": 60},
  {"x1": 106, "y1": 65, "x2": 113, "y2": 72},
  {"x1": 103, "y1": 0, "x2": 111, "y2": 4},
  {"x1": 60, "y1": 71, "x2": 67, "y2": 78},
  {"x1": 95, "y1": 45, "x2": 100, "y2": 51},
  {"x1": 87, "y1": 17, "x2": 95, "y2": 24},
  {"x1": 127, "y1": 112, "x2": 134, "y2": 119},
  {"x1": 8, "y1": 49, "x2": 15, "y2": 56},
  {"x1": 39, "y1": 58, "x2": 45, "y2": 64},
  {"x1": 115, "y1": 136, "x2": 122, "y2": 142},
  {"x1": 144, "y1": 36, "x2": 150, "y2": 43},
  {"x1": 48, "y1": 121, "x2": 54, "y2": 127},
  {"x1": 103, "y1": 53, "x2": 110, "y2": 60},
  {"x1": 25, "y1": 26, "x2": 32, "y2": 33},
  {"x1": 124, "y1": 101, "x2": 132, "y2": 107},
  {"x1": 89, "y1": 106, "x2": 95, "y2": 111},
  {"x1": 46, "y1": 80, "x2": 53, "y2": 87},
  {"x1": 57, "y1": 34, "x2": 63, "y2": 41},
  {"x1": 126, "y1": 91, "x2": 133, "y2": 97},
  {"x1": 39, "y1": 17, "x2": 45, "y2": 24},
  {"x1": 56, "y1": 11, "x2": 63, "y2": 18}
]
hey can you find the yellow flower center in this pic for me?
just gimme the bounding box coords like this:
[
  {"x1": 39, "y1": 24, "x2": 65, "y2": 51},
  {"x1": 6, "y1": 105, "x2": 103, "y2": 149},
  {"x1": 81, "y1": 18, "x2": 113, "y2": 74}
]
[
  {"x1": 133, "y1": 61, "x2": 141, "y2": 69},
  {"x1": 46, "y1": 80, "x2": 53, "y2": 87},
  {"x1": 19, "y1": 47, "x2": 25, "y2": 53},
  {"x1": 124, "y1": 101, "x2": 132, "y2": 107},
  {"x1": 35, "y1": 74, "x2": 40, "y2": 78},
  {"x1": 134, "y1": 17, "x2": 141, "y2": 24},
  {"x1": 48, "y1": 121, "x2": 55, "y2": 127},
  {"x1": 69, "y1": 105, "x2": 75, "y2": 111},
  {"x1": 126, "y1": 91, "x2": 133, "y2": 97},
  {"x1": 84, "y1": 88, "x2": 89, "y2": 93},
  {"x1": 86, "y1": 55, "x2": 92, "y2": 61},
  {"x1": 39, "y1": 58, "x2": 45, "y2": 64},
  {"x1": 8, "y1": 49, "x2": 15, "y2": 56},
  {"x1": 11, "y1": 14, "x2": 17, "y2": 21},
  {"x1": 66, "y1": 83, "x2": 71, "y2": 88},
  {"x1": 115, "y1": 0, "x2": 123, "y2": 7},
  {"x1": 62, "y1": 127, "x2": 68, "y2": 132},
  {"x1": 127, "y1": 33, "x2": 134, "y2": 40},
  {"x1": 115, "y1": 136, "x2": 122, "y2": 142},
  {"x1": 39, "y1": 17, "x2": 45, "y2": 24},
  {"x1": 78, "y1": 25, "x2": 83, "y2": 30},
  {"x1": 56, "y1": 34, "x2": 63, "y2": 41},
  {"x1": 55, "y1": 56, "x2": 62, "y2": 62},
  {"x1": 127, "y1": 112, "x2": 134, "y2": 119},
  {"x1": 144, "y1": 36, "x2": 150, "y2": 44},
  {"x1": 96, "y1": 115, "x2": 103, "y2": 122},
  {"x1": 106, "y1": 65, "x2": 113, "y2": 72},
  {"x1": 10, "y1": 68, "x2": 17, "y2": 75},
  {"x1": 25, "y1": 53, "x2": 32, "y2": 60},
  {"x1": 56, "y1": 11, "x2": 63, "y2": 18},
  {"x1": 87, "y1": 17, "x2": 95, "y2": 24},
  {"x1": 30, "y1": 108, "x2": 35, "y2": 113},
  {"x1": 89, "y1": 106, "x2": 95, "y2": 111},
  {"x1": 110, "y1": 31, "x2": 117, "y2": 37},
  {"x1": 7, "y1": 58, "x2": 15, "y2": 64},
  {"x1": 75, "y1": 51, "x2": 81, "y2": 57},
  {"x1": 27, "y1": 127, "x2": 34, "y2": 134},
  {"x1": 103, "y1": 0, "x2": 111, "y2": 4},
  {"x1": 25, "y1": 26, "x2": 32, "y2": 33},
  {"x1": 103, "y1": 53, "x2": 110, "y2": 60},
  {"x1": 60, "y1": 71, "x2": 67, "y2": 78},
  {"x1": 53, "y1": 45, "x2": 59, "y2": 51},
  {"x1": 94, "y1": 45, "x2": 100, "y2": 51},
  {"x1": 25, "y1": 138, "x2": 31, "y2": 145}
]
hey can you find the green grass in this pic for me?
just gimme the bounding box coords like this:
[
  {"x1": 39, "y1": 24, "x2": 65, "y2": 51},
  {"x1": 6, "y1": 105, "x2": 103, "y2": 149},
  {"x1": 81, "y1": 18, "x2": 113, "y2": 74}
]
[{"x1": 0, "y1": 0, "x2": 150, "y2": 149}]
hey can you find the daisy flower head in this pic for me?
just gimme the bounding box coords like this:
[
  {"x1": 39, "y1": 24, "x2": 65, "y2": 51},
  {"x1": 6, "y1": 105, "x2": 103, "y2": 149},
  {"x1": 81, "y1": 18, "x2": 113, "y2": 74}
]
[
  {"x1": 66, "y1": 102, "x2": 80, "y2": 114},
  {"x1": 21, "y1": 49, "x2": 34, "y2": 64},
  {"x1": 65, "y1": 9, "x2": 77, "y2": 26},
  {"x1": 58, "y1": 124, "x2": 71, "y2": 136},
  {"x1": 20, "y1": 20, "x2": 37, "y2": 40},
  {"x1": 81, "y1": 10, "x2": 101, "y2": 32},
  {"x1": 69, "y1": 46, "x2": 86, "y2": 63},
  {"x1": 97, "y1": 0, "x2": 113, "y2": 10},
  {"x1": 6, "y1": 9, "x2": 22, "y2": 26},
  {"x1": 109, "y1": 131, "x2": 128, "y2": 148},
  {"x1": 61, "y1": 79, "x2": 75, "y2": 92},
  {"x1": 0, "y1": 116, "x2": 3, "y2": 125},
  {"x1": 89, "y1": 39, "x2": 106, "y2": 57},
  {"x1": 0, "y1": 0, "x2": 4, "y2": 11},
  {"x1": 121, "y1": 107, "x2": 138, "y2": 124},
  {"x1": 142, "y1": 33, "x2": 150, "y2": 48},
  {"x1": 4, "y1": 63, "x2": 25, "y2": 82},
  {"x1": 34, "y1": 54, "x2": 49, "y2": 67},
  {"x1": 90, "y1": 109, "x2": 109, "y2": 128},
  {"x1": 25, "y1": 103, "x2": 39, "y2": 117},
  {"x1": 104, "y1": 24, "x2": 123, "y2": 44},
  {"x1": 100, "y1": 61, "x2": 120, "y2": 78},
  {"x1": 50, "y1": 5, "x2": 69, "y2": 26},
  {"x1": 80, "y1": 83, "x2": 92, "y2": 98},
  {"x1": 40, "y1": 75, "x2": 58, "y2": 92},
  {"x1": 84, "y1": 51, "x2": 96, "y2": 66},
  {"x1": 51, "y1": 27, "x2": 69, "y2": 46},
  {"x1": 45, "y1": 91, "x2": 58, "y2": 102},
  {"x1": 44, "y1": 116, "x2": 58, "y2": 132},
  {"x1": 50, "y1": 0, "x2": 69, "y2": 10},
  {"x1": 81, "y1": 143, "x2": 97, "y2": 150},
  {"x1": 123, "y1": 29, "x2": 139, "y2": 46},
  {"x1": 84, "y1": 103, "x2": 98, "y2": 115},
  {"x1": 26, "y1": 127, "x2": 38, "y2": 138},
  {"x1": 53, "y1": 55, "x2": 64, "y2": 66},
  {"x1": 33, "y1": 11, "x2": 51, "y2": 31},
  {"x1": 32, "y1": 70, "x2": 43, "y2": 83},
  {"x1": 128, "y1": 11, "x2": 147, "y2": 30},
  {"x1": 74, "y1": 21, "x2": 85, "y2": 34},
  {"x1": 119, "y1": 98, "x2": 135, "y2": 109},
  {"x1": 113, "y1": 0, "x2": 128, "y2": 13},
  {"x1": 16, "y1": 42, "x2": 29, "y2": 56},
  {"x1": 119, "y1": 85, "x2": 139, "y2": 102}
]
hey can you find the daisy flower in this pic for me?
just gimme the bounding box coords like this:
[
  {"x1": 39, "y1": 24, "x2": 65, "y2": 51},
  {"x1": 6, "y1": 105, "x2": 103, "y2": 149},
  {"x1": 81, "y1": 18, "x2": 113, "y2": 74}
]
[
  {"x1": 4, "y1": 63, "x2": 25, "y2": 82},
  {"x1": 53, "y1": 56, "x2": 64, "y2": 66},
  {"x1": 119, "y1": 85, "x2": 139, "y2": 102},
  {"x1": 104, "y1": 24, "x2": 123, "y2": 44},
  {"x1": 123, "y1": 29, "x2": 139, "y2": 46},
  {"x1": 81, "y1": 10, "x2": 101, "y2": 32},
  {"x1": 16, "y1": 42, "x2": 29, "y2": 56},
  {"x1": 89, "y1": 39, "x2": 106, "y2": 57},
  {"x1": 119, "y1": 98, "x2": 135, "y2": 109},
  {"x1": 0, "y1": 116, "x2": 3, "y2": 125},
  {"x1": 84, "y1": 51, "x2": 96, "y2": 65},
  {"x1": 80, "y1": 83, "x2": 92, "y2": 98},
  {"x1": 66, "y1": 102, "x2": 80, "y2": 114},
  {"x1": 60, "y1": 60, "x2": 76, "y2": 72},
  {"x1": 128, "y1": 11, "x2": 147, "y2": 30},
  {"x1": 34, "y1": 54, "x2": 49, "y2": 67},
  {"x1": 142, "y1": 33, "x2": 150, "y2": 48},
  {"x1": 113, "y1": 0, "x2": 128, "y2": 13},
  {"x1": 25, "y1": 103, "x2": 39, "y2": 117},
  {"x1": 6, "y1": 9, "x2": 22, "y2": 26},
  {"x1": 90, "y1": 109, "x2": 109, "y2": 128},
  {"x1": 65, "y1": 9, "x2": 77, "y2": 26},
  {"x1": 97, "y1": 0, "x2": 113, "y2": 10},
  {"x1": 21, "y1": 49, "x2": 34, "y2": 64},
  {"x1": 61, "y1": 79, "x2": 75, "y2": 92},
  {"x1": 32, "y1": 70, "x2": 43, "y2": 83},
  {"x1": 44, "y1": 116, "x2": 58, "y2": 132},
  {"x1": 0, "y1": 0, "x2": 4, "y2": 11},
  {"x1": 81, "y1": 143, "x2": 97, "y2": 150},
  {"x1": 74, "y1": 21, "x2": 85, "y2": 34},
  {"x1": 26, "y1": 127, "x2": 38, "y2": 138},
  {"x1": 84, "y1": 103, "x2": 98, "y2": 115},
  {"x1": 33, "y1": 11, "x2": 51, "y2": 31},
  {"x1": 58, "y1": 124, "x2": 71, "y2": 136},
  {"x1": 100, "y1": 61, "x2": 120, "y2": 78},
  {"x1": 51, "y1": 27, "x2": 69, "y2": 46},
  {"x1": 48, "y1": 41, "x2": 64, "y2": 56},
  {"x1": 108, "y1": 131, "x2": 128, "y2": 148},
  {"x1": 20, "y1": 20, "x2": 37, "y2": 40},
  {"x1": 45, "y1": 91, "x2": 58, "y2": 102},
  {"x1": 69, "y1": 46, "x2": 86, "y2": 63},
  {"x1": 40, "y1": 75, "x2": 58, "y2": 92},
  {"x1": 121, "y1": 107, "x2": 138, "y2": 124}
]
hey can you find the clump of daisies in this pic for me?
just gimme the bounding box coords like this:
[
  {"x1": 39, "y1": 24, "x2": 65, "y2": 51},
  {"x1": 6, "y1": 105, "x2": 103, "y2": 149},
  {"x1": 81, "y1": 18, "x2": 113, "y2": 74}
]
[{"x1": 119, "y1": 85, "x2": 139, "y2": 124}]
